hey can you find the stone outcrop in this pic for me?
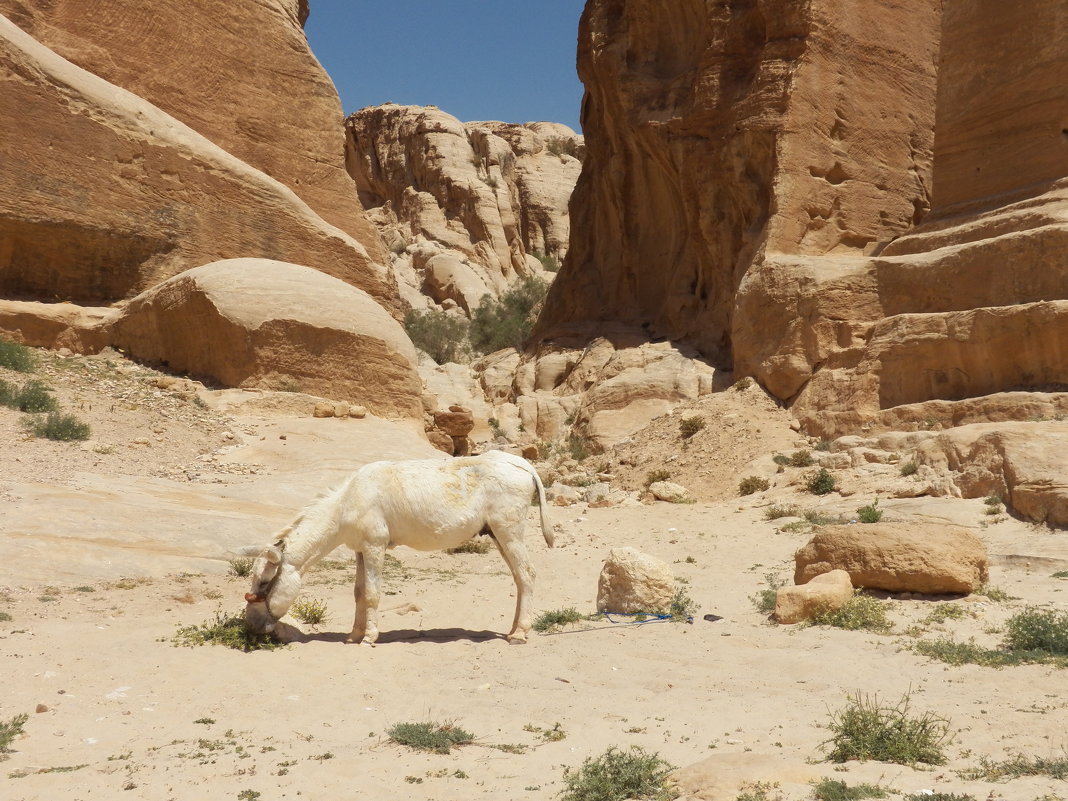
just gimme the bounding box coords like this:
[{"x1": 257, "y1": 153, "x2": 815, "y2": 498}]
[
  {"x1": 773, "y1": 569, "x2": 853, "y2": 625},
  {"x1": 108, "y1": 259, "x2": 422, "y2": 418},
  {"x1": 794, "y1": 523, "x2": 989, "y2": 594},
  {"x1": 596, "y1": 547, "x2": 675, "y2": 615},
  {"x1": 346, "y1": 104, "x2": 581, "y2": 311},
  {"x1": 1, "y1": 0, "x2": 384, "y2": 256}
]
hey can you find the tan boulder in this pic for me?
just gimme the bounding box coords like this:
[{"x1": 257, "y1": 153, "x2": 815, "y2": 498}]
[
  {"x1": 0, "y1": 16, "x2": 398, "y2": 317},
  {"x1": 773, "y1": 570, "x2": 854, "y2": 625},
  {"x1": 108, "y1": 259, "x2": 421, "y2": 418},
  {"x1": 426, "y1": 430, "x2": 455, "y2": 455},
  {"x1": 794, "y1": 523, "x2": 989, "y2": 594},
  {"x1": 596, "y1": 547, "x2": 674, "y2": 615},
  {"x1": 432, "y1": 408, "x2": 475, "y2": 438},
  {"x1": 648, "y1": 481, "x2": 692, "y2": 504}
]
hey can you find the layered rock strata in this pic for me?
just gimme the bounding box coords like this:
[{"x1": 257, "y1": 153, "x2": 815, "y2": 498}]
[{"x1": 346, "y1": 104, "x2": 581, "y2": 311}]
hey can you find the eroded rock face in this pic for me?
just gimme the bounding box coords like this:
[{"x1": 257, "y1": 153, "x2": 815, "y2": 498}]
[
  {"x1": 346, "y1": 104, "x2": 581, "y2": 310},
  {"x1": 794, "y1": 523, "x2": 989, "y2": 595},
  {"x1": 0, "y1": 13, "x2": 398, "y2": 315},
  {"x1": 773, "y1": 569, "x2": 853, "y2": 625},
  {"x1": 596, "y1": 547, "x2": 674, "y2": 615},
  {"x1": 108, "y1": 259, "x2": 422, "y2": 418}
]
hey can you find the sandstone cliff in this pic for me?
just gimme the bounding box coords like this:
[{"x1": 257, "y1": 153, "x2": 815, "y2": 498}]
[{"x1": 346, "y1": 104, "x2": 582, "y2": 312}]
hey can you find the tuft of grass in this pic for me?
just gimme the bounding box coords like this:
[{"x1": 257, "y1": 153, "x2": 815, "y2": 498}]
[
  {"x1": 804, "y1": 509, "x2": 848, "y2": 526},
  {"x1": 958, "y1": 752, "x2": 1068, "y2": 781},
  {"x1": 172, "y1": 609, "x2": 283, "y2": 652},
  {"x1": 822, "y1": 690, "x2": 952, "y2": 765},
  {"x1": 735, "y1": 781, "x2": 781, "y2": 801},
  {"x1": 811, "y1": 778, "x2": 890, "y2": 801},
  {"x1": 812, "y1": 594, "x2": 892, "y2": 633},
  {"x1": 679, "y1": 416, "x2": 705, "y2": 439},
  {"x1": 0, "y1": 338, "x2": 35, "y2": 372},
  {"x1": 0, "y1": 612, "x2": 11, "y2": 622},
  {"x1": 645, "y1": 469, "x2": 671, "y2": 488},
  {"x1": 738, "y1": 475, "x2": 770, "y2": 496},
  {"x1": 807, "y1": 468, "x2": 837, "y2": 495},
  {"x1": 560, "y1": 745, "x2": 676, "y2": 801},
  {"x1": 764, "y1": 504, "x2": 801, "y2": 520},
  {"x1": 290, "y1": 598, "x2": 329, "y2": 625},
  {"x1": 228, "y1": 557, "x2": 254, "y2": 578},
  {"x1": 912, "y1": 637, "x2": 1067, "y2": 669},
  {"x1": 752, "y1": 572, "x2": 786, "y2": 615},
  {"x1": 920, "y1": 603, "x2": 973, "y2": 626},
  {"x1": 972, "y1": 584, "x2": 1015, "y2": 602},
  {"x1": 0, "y1": 713, "x2": 29, "y2": 752},
  {"x1": 524, "y1": 722, "x2": 567, "y2": 742},
  {"x1": 856, "y1": 498, "x2": 883, "y2": 523},
  {"x1": 1053, "y1": 570, "x2": 1068, "y2": 579},
  {"x1": 23, "y1": 411, "x2": 91, "y2": 441},
  {"x1": 447, "y1": 537, "x2": 493, "y2": 555},
  {"x1": 533, "y1": 607, "x2": 585, "y2": 633},
  {"x1": 899, "y1": 461, "x2": 919, "y2": 477},
  {"x1": 387, "y1": 721, "x2": 474, "y2": 754}
]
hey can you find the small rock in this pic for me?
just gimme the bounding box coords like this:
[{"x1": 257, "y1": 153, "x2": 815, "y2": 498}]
[{"x1": 36, "y1": 704, "x2": 49, "y2": 713}]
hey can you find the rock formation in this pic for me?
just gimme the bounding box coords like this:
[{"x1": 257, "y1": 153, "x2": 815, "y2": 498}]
[{"x1": 346, "y1": 104, "x2": 581, "y2": 311}]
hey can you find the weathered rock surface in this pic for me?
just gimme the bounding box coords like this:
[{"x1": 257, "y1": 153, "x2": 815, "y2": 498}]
[
  {"x1": 647, "y1": 481, "x2": 692, "y2": 504},
  {"x1": 596, "y1": 547, "x2": 674, "y2": 615},
  {"x1": 794, "y1": 523, "x2": 989, "y2": 594},
  {"x1": 2, "y1": 0, "x2": 383, "y2": 255},
  {"x1": 773, "y1": 569, "x2": 853, "y2": 625},
  {"x1": 108, "y1": 259, "x2": 421, "y2": 418},
  {"x1": 346, "y1": 104, "x2": 581, "y2": 310},
  {"x1": 0, "y1": 13, "x2": 398, "y2": 315}
]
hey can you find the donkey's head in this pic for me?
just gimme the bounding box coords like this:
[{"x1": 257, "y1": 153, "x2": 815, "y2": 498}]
[{"x1": 241, "y1": 542, "x2": 302, "y2": 634}]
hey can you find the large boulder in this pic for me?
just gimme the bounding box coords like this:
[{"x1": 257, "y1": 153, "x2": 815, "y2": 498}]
[
  {"x1": 596, "y1": 547, "x2": 674, "y2": 615},
  {"x1": 108, "y1": 259, "x2": 422, "y2": 418},
  {"x1": 794, "y1": 523, "x2": 989, "y2": 594}
]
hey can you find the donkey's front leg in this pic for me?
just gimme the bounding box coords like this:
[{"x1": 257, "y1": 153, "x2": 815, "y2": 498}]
[{"x1": 347, "y1": 552, "x2": 368, "y2": 644}]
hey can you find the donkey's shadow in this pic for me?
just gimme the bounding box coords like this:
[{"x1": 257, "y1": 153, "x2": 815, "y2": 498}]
[{"x1": 284, "y1": 625, "x2": 507, "y2": 646}]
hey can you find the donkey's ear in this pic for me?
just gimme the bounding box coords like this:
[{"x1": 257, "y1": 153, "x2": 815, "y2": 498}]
[
  {"x1": 264, "y1": 545, "x2": 283, "y2": 564},
  {"x1": 232, "y1": 545, "x2": 265, "y2": 557}
]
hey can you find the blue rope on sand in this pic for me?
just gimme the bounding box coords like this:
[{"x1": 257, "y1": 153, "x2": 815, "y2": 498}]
[{"x1": 603, "y1": 613, "x2": 681, "y2": 625}]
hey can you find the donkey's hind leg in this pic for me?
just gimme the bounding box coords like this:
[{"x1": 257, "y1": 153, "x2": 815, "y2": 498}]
[
  {"x1": 489, "y1": 527, "x2": 536, "y2": 644},
  {"x1": 347, "y1": 552, "x2": 368, "y2": 644}
]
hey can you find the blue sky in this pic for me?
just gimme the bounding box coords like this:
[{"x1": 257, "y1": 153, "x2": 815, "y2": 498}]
[{"x1": 304, "y1": 1, "x2": 586, "y2": 132}]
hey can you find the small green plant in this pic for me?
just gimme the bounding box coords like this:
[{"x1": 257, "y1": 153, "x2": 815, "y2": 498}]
[
  {"x1": 811, "y1": 778, "x2": 890, "y2": 800},
  {"x1": 679, "y1": 416, "x2": 705, "y2": 439},
  {"x1": 821, "y1": 691, "x2": 952, "y2": 765},
  {"x1": 228, "y1": 557, "x2": 254, "y2": 578},
  {"x1": 1053, "y1": 570, "x2": 1068, "y2": 579},
  {"x1": 983, "y1": 494, "x2": 1002, "y2": 507},
  {"x1": 733, "y1": 376, "x2": 753, "y2": 391},
  {"x1": 0, "y1": 712, "x2": 29, "y2": 753},
  {"x1": 524, "y1": 722, "x2": 567, "y2": 742},
  {"x1": 899, "y1": 461, "x2": 919, "y2": 477},
  {"x1": 972, "y1": 584, "x2": 1015, "y2": 602},
  {"x1": 559, "y1": 745, "x2": 676, "y2": 801},
  {"x1": 469, "y1": 277, "x2": 548, "y2": 355},
  {"x1": 645, "y1": 469, "x2": 672, "y2": 488},
  {"x1": 194, "y1": 717, "x2": 216, "y2": 725},
  {"x1": 447, "y1": 537, "x2": 493, "y2": 555},
  {"x1": 803, "y1": 509, "x2": 848, "y2": 526},
  {"x1": 669, "y1": 585, "x2": 699, "y2": 621},
  {"x1": 807, "y1": 468, "x2": 837, "y2": 495},
  {"x1": 533, "y1": 607, "x2": 585, "y2": 633},
  {"x1": 0, "y1": 379, "x2": 57, "y2": 412},
  {"x1": 958, "y1": 752, "x2": 1068, "y2": 781},
  {"x1": 23, "y1": 411, "x2": 91, "y2": 441},
  {"x1": 0, "y1": 338, "x2": 35, "y2": 372},
  {"x1": 814, "y1": 440, "x2": 833, "y2": 452},
  {"x1": 403, "y1": 308, "x2": 470, "y2": 364},
  {"x1": 812, "y1": 594, "x2": 892, "y2": 633},
  {"x1": 290, "y1": 598, "x2": 329, "y2": 625},
  {"x1": 0, "y1": 612, "x2": 11, "y2": 622},
  {"x1": 738, "y1": 475, "x2": 770, "y2": 496},
  {"x1": 567, "y1": 432, "x2": 597, "y2": 461},
  {"x1": 387, "y1": 721, "x2": 474, "y2": 754},
  {"x1": 1003, "y1": 607, "x2": 1068, "y2": 655},
  {"x1": 237, "y1": 791, "x2": 261, "y2": 801},
  {"x1": 856, "y1": 498, "x2": 883, "y2": 523},
  {"x1": 789, "y1": 450, "x2": 814, "y2": 467},
  {"x1": 735, "y1": 780, "x2": 781, "y2": 801},
  {"x1": 172, "y1": 610, "x2": 283, "y2": 652},
  {"x1": 544, "y1": 136, "x2": 580, "y2": 159},
  {"x1": 764, "y1": 504, "x2": 801, "y2": 520},
  {"x1": 920, "y1": 604, "x2": 972, "y2": 626},
  {"x1": 531, "y1": 250, "x2": 560, "y2": 272},
  {"x1": 752, "y1": 572, "x2": 786, "y2": 615}
]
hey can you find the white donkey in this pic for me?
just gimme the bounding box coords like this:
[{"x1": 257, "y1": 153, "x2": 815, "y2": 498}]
[{"x1": 241, "y1": 450, "x2": 552, "y2": 645}]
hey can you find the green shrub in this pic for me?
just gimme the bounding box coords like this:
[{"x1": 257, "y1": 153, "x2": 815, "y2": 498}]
[
  {"x1": 13, "y1": 380, "x2": 57, "y2": 413},
  {"x1": 812, "y1": 778, "x2": 890, "y2": 801},
  {"x1": 0, "y1": 378, "x2": 14, "y2": 407},
  {"x1": 959, "y1": 752, "x2": 1068, "y2": 781},
  {"x1": 469, "y1": 277, "x2": 548, "y2": 355},
  {"x1": 228, "y1": 557, "x2": 254, "y2": 578},
  {"x1": 803, "y1": 509, "x2": 848, "y2": 526},
  {"x1": 812, "y1": 594, "x2": 892, "y2": 633},
  {"x1": 1002, "y1": 607, "x2": 1068, "y2": 655},
  {"x1": 290, "y1": 598, "x2": 329, "y2": 625},
  {"x1": 531, "y1": 250, "x2": 560, "y2": 272},
  {"x1": 899, "y1": 461, "x2": 918, "y2": 477},
  {"x1": 0, "y1": 338, "x2": 35, "y2": 372},
  {"x1": 822, "y1": 691, "x2": 952, "y2": 765},
  {"x1": 669, "y1": 585, "x2": 699, "y2": 621},
  {"x1": 856, "y1": 498, "x2": 883, "y2": 523},
  {"x1": 0, "y1": 712, "x2": 28, "y2": 752},
  {"x1": 789, "y1": 449, "x2": 814, "y2": 467},
  {"x1": 752, "y1": 572, "x2": 786, "y2": 615},
  {"x1": 544, "y1": 136, "x2": 580, "y2": 159},
  {"x1": 403, "y1": 308, "x2": 470, "y2": 364},
  {"x1": 387, "y1": 721, "x2": 473, "y2": 754},
  {"x1": 533, "y1": 607, "x2": 584, "y2": 633},
  {"x1": 560, "y1": 745, "x2": 676, "y2": 801},
  {"x1": 738, "y1": 475, "x2": 770, "y2": 496},
  {"x1": 764, "y1": 504, "x2": 801, "y2": 520},
  {"x1": 24, "y1": 412, "x2": 91, "y2": 441},
  {"x1": 679, "y1": 416, "x2": 705, "y2": 439},
  {"x1": 807, "y1": 468, "x2": 836, "y2": 495},
  {"x1": 567, "y1": 432, "x2": 598, "y2": 461},
  {"x1": 814, "y1": 440, "x2": 833, "y2": 452},
  {"x1": 171, "y1": 610, "x2": 283, "y2": 652}
]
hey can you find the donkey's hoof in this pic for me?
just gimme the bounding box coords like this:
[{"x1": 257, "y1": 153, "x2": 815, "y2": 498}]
[{"x1": 506, "y1": 634, "x2": 528, "y2": 645}]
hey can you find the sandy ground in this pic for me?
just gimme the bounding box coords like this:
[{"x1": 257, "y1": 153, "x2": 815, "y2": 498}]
[{"x1": 2, "y1": 351, "x2": 1068, "y2": 800}]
